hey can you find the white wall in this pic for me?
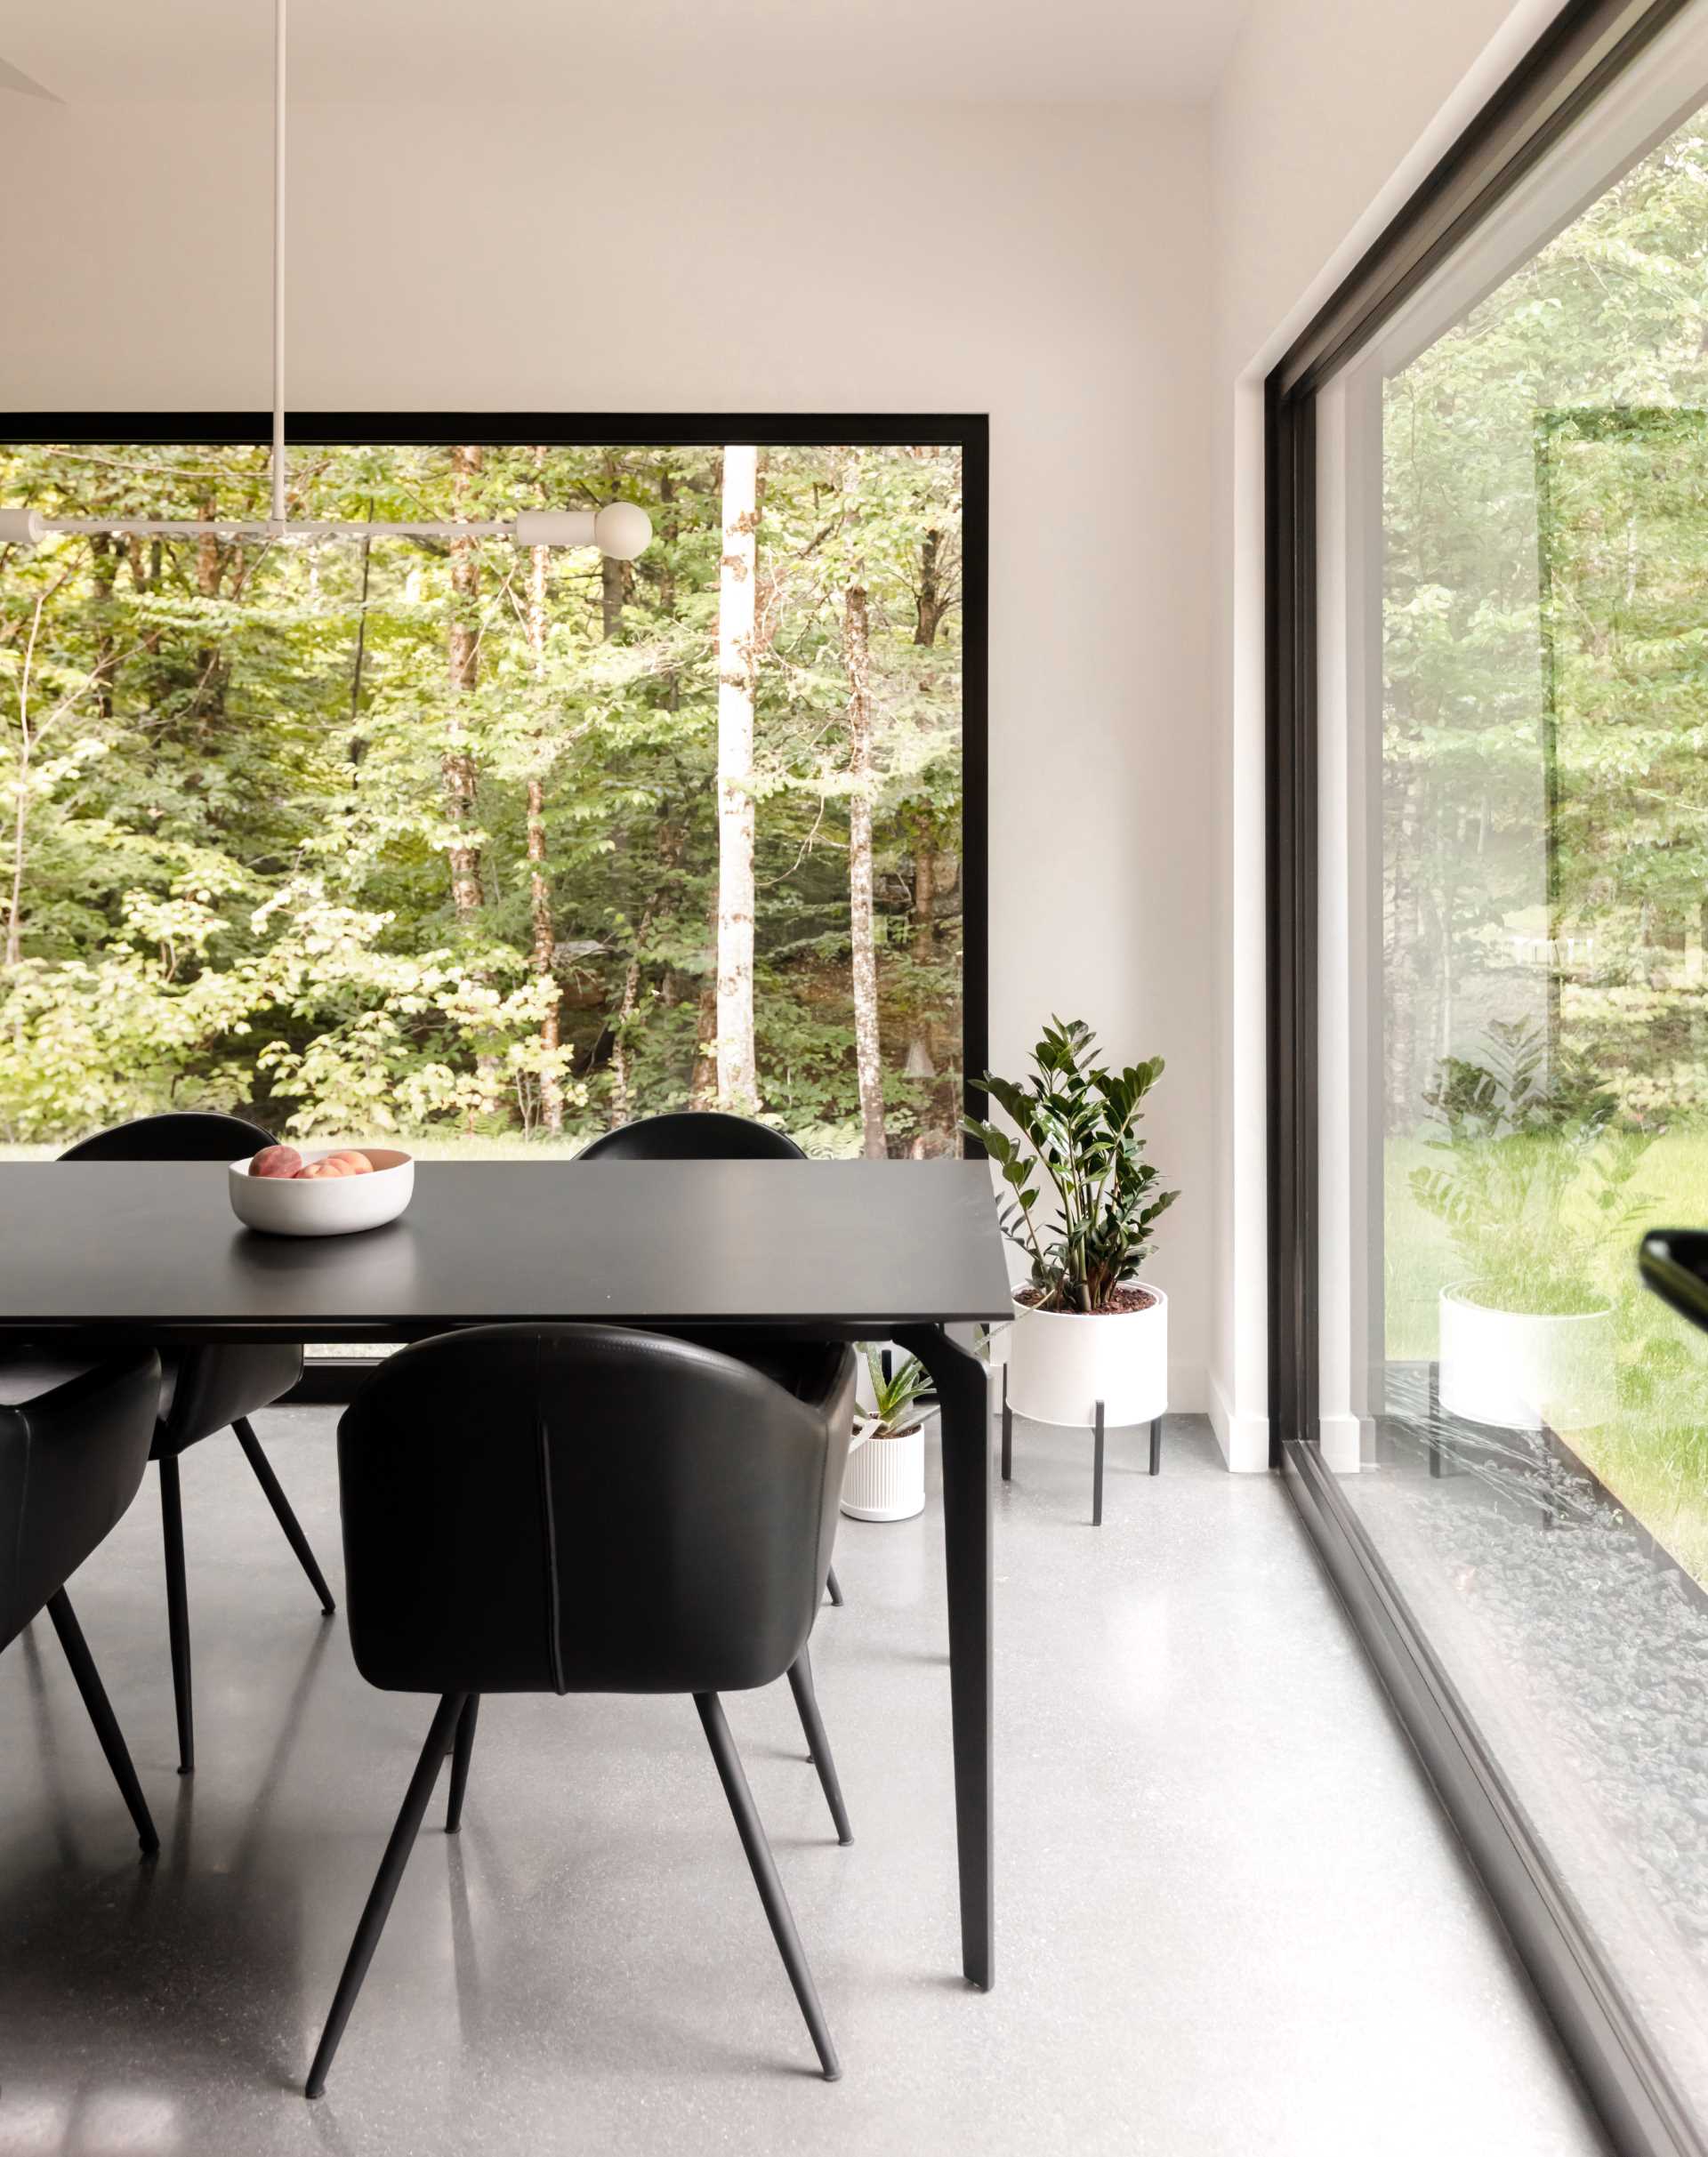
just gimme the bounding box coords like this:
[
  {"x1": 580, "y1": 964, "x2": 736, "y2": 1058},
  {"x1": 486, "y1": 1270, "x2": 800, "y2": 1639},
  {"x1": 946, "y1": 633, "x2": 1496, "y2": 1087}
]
[
  {"x1": 0, "y1": 94, "x2": 1219, "y2": 1405},
  {"x1": 1204, "y1": 0, "x2": 1567, "y2": 1467}
]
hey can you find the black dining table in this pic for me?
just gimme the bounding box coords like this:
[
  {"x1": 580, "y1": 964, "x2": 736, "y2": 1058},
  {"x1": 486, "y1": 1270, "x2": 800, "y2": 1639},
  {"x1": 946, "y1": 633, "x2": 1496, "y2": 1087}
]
[{"x1": 0, "y1": 1153, "x2": 1011, "y2": 1989}]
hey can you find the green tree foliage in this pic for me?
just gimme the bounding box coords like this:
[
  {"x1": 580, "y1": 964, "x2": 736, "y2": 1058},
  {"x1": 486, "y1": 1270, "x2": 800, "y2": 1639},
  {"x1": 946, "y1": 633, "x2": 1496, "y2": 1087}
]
[
  {"x1": 0, "y1": 440, "x2": 964, "y2": 1152},
  {"x1": 1382, "y1": 115, "x2": 1708, "y2": 1130},
  {"x1": 1381, "y1": 107, "x2": 1708, "y2": 1563}
]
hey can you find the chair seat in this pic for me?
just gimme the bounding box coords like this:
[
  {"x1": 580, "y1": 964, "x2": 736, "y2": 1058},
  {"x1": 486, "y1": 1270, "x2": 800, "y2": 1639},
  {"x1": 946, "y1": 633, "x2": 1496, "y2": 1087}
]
[
  {"x1": 157, "y1": 1349, "x2": 179, "y2": 1424},
  {"x1": 150, "y1": 1340, "x2": 304, "y2": 1458},
  {"x1": 0, "y1": 1348, "x2": 109, "y2": 1406},
  {"x1": 0, "y1": 1345, "x2": 161, "y2": 1652},
  {"x1": 667, "y1": 1333, "x2": 853, "y2": 1415}
]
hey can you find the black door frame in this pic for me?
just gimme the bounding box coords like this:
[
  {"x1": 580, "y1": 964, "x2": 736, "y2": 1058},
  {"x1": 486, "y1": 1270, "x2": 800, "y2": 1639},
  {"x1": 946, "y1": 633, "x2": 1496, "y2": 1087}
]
[{"x1": 1264, "y1": 5, "x2": 1706, "y2": 2153}]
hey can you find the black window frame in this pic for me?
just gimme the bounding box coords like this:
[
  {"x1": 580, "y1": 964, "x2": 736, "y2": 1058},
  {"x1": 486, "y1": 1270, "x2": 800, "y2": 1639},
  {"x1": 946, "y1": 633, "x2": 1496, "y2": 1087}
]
[
  {"x1": 0, "y1": 412, "x2": 990, "y2": 1399},
  {"x1": 1264, "y1": 7, "x2": 1708, "y2": 2153},
  {"x1": 0, "y1": 408, "x2": 987, "y2": 1104}
]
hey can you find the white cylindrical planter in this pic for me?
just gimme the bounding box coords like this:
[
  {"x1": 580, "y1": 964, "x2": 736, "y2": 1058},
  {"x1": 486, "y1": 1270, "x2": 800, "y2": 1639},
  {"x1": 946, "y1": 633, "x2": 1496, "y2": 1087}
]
[
  {"x1": 1437, "y1": 1285, "x2": 1615, "y2": 1432},
  {"x1": 1006, "y1": 1288, "x2": 1168, "y2": 1428},
  {"x1": 841, "y1": 1416, "x2": 928, "y2": 1521}
]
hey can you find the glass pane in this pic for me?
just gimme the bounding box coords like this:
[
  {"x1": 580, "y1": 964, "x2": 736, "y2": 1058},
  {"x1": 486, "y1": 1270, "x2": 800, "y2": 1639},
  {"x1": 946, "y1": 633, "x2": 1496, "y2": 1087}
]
[
  {"x1": 0, "y1": 439, "x2": 965, "y2": 1163},
  {"x1": 1327, "y1": 83, "x2": 1708, "y2": 2115}
]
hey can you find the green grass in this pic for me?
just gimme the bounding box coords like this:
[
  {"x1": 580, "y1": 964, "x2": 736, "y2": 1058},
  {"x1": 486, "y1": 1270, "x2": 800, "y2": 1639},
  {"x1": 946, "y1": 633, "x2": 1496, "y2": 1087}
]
[{"x1": 1389, "y1": 1123, "x2": 1708, "y2": 1582}]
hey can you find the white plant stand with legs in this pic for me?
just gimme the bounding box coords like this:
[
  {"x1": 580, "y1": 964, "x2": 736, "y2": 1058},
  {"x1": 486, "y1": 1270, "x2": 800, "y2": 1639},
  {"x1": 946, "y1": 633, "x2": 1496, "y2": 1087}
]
[{"x1": 999, "y1": 1291, "x2": 1168, "y2": 1525}]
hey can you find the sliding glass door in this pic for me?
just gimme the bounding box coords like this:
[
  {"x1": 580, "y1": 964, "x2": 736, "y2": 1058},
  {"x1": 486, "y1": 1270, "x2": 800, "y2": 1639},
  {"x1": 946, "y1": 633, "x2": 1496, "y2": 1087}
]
[{"x1": 1308, "y1": 4, "x2": 1708, "y2": 2141}]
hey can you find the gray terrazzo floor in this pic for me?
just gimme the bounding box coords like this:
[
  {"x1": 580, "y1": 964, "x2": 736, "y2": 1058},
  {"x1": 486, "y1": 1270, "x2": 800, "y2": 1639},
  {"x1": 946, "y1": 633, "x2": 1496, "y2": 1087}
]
[{"x1": 0, "y1": 1404, "x2": 1607, "y2": 2155}]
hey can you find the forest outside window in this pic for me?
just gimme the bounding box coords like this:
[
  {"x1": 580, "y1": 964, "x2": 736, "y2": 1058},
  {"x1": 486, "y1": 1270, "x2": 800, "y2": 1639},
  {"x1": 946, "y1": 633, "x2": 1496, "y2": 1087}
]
[{"x1": 0, "y1": 433, "x2": 972, "y2": 1161}]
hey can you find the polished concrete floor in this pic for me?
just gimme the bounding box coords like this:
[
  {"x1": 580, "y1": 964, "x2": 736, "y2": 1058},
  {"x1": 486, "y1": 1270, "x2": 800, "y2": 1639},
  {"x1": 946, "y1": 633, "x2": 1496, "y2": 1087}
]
[{"x1": 0, "y1": 1404, "x2": 1607, "y2": 2156}]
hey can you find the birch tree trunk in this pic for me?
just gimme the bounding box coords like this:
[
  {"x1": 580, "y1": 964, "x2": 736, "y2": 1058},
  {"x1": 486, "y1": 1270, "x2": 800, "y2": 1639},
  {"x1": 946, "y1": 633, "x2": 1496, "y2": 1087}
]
[
  {"x1": 914, "y1": 527, "x2": 948, "y2": 646},
  {"x1": 446, "y1": 444, "x2": 496, "y2": 1124},
  {"x1": 690, "y1": 926, "x2": 720, "y2": 1109},
  {"x1": 610, "y1": 820, "x2": 681, "y2": 1126},
  {"x1": 193, "y1": 501, "x2": 225, "y2": 727},
  {"x1": 600, "y1": 554, "x2": 630, "y2": 640},
  {"x1": 715, "y1": 444, "x2": 761, "y2": 1115},
  {"x1": 901, "y1": 803, "x2": 939, "y2": 1115},
  {"x1": 611, "y1": 892, "x2": 659, "y2": 1125},
  {"x1": 4, "y1": 597, "x2": 44, "y2": 968},
  {"x1": 444, "y1": 444, "x2": 485, "y2": 926},
  {"x1": 90, "y1": 535, "x2": 117, "y2": 720},
  {"x1": 526, "y1": 448, "x2": 563, "y2": 1134},
  {"x1": 844, "y1": 579, "x2": 887, "y2": 1159}
]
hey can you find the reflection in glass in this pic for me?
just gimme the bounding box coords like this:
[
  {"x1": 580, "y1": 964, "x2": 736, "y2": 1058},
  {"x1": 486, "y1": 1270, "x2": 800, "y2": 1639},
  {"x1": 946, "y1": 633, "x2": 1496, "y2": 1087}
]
[{"x1": 1328, "y1": 73, "x2": 1708, "y2": 2121}]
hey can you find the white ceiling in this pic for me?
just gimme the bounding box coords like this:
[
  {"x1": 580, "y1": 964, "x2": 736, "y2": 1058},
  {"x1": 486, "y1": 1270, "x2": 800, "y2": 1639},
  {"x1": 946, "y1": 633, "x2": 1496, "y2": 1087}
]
[{"x1": 0, "y1": 0, "x2": 1248, "y2": 107}]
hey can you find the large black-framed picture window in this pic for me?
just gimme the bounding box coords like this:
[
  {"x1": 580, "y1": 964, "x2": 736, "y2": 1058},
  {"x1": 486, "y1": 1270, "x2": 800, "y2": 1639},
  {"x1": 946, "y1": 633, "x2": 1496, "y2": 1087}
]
[
  {"x1": 1266, "y1": 6, "x2": 1708, "y2": 2153},
  {"x1": 0, "y1": 415, "x2": 987, "y2": 1165}
]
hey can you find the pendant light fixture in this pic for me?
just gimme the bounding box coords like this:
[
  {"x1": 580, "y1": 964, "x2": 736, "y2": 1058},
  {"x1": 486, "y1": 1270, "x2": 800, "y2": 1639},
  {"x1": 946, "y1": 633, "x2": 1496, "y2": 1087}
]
[{"x1": 0, "y1": 0, "x2": 650, "y2": 562}]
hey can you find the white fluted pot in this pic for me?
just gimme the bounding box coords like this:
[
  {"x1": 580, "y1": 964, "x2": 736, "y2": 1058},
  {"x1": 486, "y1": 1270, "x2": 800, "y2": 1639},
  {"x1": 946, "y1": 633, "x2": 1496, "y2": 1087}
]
[{"x1": 841, "y1": 1415, "x2": 929, "y2": 1521}]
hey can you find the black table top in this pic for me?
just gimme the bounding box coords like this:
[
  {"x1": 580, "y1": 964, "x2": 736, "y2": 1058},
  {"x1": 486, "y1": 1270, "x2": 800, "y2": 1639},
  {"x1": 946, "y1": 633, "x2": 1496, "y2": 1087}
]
[{"x1": 0, "y1": 1157, "x2": 1012, "y2": 1342}]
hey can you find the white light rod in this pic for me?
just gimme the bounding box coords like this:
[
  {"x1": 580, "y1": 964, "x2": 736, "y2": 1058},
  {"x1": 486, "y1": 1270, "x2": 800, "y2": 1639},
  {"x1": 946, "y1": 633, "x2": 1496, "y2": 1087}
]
[{"x1": 0, "y1": 503, "x2": 653, "y2": 560}]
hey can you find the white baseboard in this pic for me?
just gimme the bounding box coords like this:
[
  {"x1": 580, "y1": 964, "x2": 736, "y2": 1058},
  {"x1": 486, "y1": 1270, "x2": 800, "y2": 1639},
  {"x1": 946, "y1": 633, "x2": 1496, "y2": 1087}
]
[
  {"x1": 1207, "y1": 1366, "x2": 1269, "y2": 1473},
  {"x1": 1317, "y1": 1413, "x2": 1366, "y2": 1475}
]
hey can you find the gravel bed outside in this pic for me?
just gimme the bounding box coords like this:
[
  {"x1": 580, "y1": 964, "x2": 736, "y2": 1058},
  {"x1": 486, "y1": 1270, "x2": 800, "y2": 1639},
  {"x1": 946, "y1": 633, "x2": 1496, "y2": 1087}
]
[{"x1": 1344, "y1": 1370, "x2": 1708, "y2": 2109}]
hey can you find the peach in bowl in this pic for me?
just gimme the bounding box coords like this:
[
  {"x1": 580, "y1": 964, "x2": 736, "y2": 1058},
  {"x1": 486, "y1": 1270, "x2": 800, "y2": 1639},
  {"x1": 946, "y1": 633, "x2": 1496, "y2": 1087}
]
[{"x1": 229, "y1": 1145, "x2": 415, "y2": 1237}]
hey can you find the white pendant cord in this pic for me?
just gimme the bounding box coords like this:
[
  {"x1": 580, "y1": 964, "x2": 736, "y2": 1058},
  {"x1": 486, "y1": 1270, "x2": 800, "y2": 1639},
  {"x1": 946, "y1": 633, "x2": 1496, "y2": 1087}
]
[
  {"x1": 272, "y1": 0, "x2": 288, "y2": 529},
  {"x1": 0, "y1": 0, "x2": 651, "y2": 565}
]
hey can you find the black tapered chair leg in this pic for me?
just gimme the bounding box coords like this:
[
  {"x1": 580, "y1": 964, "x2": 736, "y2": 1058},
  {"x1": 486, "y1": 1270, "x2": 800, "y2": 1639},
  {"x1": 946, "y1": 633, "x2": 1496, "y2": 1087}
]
[
  {"x1": 824, "y1": 1565, "x2": 843, "y2": 1608},
  {"x1": 1092, "y1": 1399, "x2": 1106, "y2": 1527},
  {"x1": 695, "y1": 1692, "x2": 840, "y2": 2081},
  {"x1": 44, "y1": 1589, "x2": 158, "y2": 1855},
  {"x1": 786, "y1": 1648, "x2": 853, "y2": 1847},
  {"x1": 1149, "y1": 1415, "x2": 1163, "y2": 1477},
  {"x1": 1001, "y1": 1365, "x2": 1012, "y2": 1482},
  {"x1": 232, "y1": 1416, "x2": 337, "y2": 1615},
  {"x1": 158, "y1": 1455, "x2": 194, "y2": 1775},
  {"x1": 307, "y1": 1691, "x2": 465, "y2": 2100},
  {"x1": 445, "y1": 1694, "x2": 479, "y2": 1833}
]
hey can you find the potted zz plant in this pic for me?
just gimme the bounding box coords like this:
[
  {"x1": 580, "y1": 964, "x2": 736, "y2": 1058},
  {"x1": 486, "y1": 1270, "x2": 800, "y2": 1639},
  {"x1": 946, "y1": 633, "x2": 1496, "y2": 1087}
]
[
  {"x1": 1412, "y1": 1020, "x2": 1649, "y2": 1432},
  {"x1": 842, "y1": 1348, "x2": 934, "y2": 1521},
  {"x1": 965, "y1": 1018, "x2": 1176, "y2": 1430}
]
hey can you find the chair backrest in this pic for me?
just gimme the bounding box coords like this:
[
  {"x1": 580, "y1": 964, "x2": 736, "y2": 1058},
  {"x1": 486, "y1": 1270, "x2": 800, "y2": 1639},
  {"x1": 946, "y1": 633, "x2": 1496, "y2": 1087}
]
[
  {"x1": 0, "y1": 1350, "x2": 160, "y2": 1650},
  {"x1": 57, "y1": 1112, "x2": 302, "y2": 1450},
  {"x1": 336, "y1": 1324, "x2": 847, "y2": 1700},
  {"x1": 59, "y1": 1110, "x2": 276, "y2": 1163},
  {"x1": 577, "y1": 1111, "x2": 806, "y2": 1163}
]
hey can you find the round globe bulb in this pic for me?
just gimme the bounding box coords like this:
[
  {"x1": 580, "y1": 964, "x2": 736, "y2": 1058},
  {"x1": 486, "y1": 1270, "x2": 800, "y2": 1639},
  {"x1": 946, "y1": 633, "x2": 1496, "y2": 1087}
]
[{"x1": 594, "y1": 501, "x2": 652, "y2": 561}]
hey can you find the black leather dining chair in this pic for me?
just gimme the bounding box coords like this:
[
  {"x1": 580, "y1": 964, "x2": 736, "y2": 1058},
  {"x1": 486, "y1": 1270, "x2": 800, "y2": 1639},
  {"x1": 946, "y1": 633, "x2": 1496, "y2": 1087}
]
[
  {"x1": 1, "y1": 1345, "x2": 164, "y2": 1851},
  {"x1": 307, "y1": 1324, "x2": 850, "y2": 2097},
  {"x1": 578, "y1": 1111, "x2": 849, "y2": 1614},
  {"x1": 60, "y1": 1112, "x2": 336, "y2": 1774},
  {"x1": 580, "y1": 1110, "x2": 857, "y2": 1832}
]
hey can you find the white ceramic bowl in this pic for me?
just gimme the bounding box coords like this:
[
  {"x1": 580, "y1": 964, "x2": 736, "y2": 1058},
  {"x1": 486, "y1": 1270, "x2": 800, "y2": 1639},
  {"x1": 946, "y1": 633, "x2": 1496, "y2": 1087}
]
[{"x1": 228, "y1": 1147, "x2": 415, "y2": 1238}]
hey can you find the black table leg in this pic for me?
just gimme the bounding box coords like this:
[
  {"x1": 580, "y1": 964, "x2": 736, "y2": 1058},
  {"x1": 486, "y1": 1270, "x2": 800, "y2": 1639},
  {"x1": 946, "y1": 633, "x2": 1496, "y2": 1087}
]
[{"x1": 895, "y1": 1322, "x2": 992, "y2": 1992}]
